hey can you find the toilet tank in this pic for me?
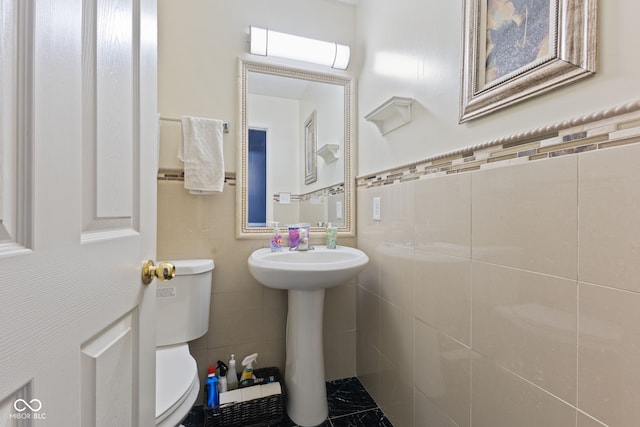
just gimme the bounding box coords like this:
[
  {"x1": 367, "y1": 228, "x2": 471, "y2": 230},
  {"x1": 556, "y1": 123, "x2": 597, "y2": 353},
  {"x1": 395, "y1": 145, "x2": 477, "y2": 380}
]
[{"x1": 156, "y1": 259, "x2": 214, "y2": 347}]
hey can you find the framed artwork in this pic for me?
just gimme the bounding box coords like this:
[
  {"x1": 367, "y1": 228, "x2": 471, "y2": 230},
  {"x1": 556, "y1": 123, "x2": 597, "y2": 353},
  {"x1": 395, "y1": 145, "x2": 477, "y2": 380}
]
[
  {"x1": 304, "y1": 111, "x2": 317, "y2": 185},
  {"x1": 459, "y1": 0, "x2": 597, "y2": 123}
]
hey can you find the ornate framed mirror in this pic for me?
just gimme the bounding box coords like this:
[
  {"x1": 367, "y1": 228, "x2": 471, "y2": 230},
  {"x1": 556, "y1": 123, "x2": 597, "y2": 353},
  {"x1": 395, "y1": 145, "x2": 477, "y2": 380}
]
[{"x1": 236, "y1": 60, "x2": 354, "y2": 238}]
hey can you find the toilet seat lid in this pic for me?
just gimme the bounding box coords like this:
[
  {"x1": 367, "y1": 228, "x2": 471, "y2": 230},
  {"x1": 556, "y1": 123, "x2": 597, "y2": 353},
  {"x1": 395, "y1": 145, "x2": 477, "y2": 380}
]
[
  {"x1": 171, "y1": 259, "x2": 214, "y2": 275},
  {"x1": 156, "y1": 344, "x2": 198, "y2": 421}
]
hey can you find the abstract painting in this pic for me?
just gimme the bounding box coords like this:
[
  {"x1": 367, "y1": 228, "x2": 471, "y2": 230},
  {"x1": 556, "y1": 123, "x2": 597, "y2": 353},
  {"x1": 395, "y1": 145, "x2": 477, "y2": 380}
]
[{"x1": 460, "y1": 0, "x2": 597, "y2": 122}]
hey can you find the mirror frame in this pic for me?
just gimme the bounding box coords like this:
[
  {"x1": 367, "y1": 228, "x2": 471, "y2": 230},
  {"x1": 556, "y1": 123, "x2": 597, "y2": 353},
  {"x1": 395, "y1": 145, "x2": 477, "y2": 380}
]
[{"x1": 236, "y1": 59, "x2": 354, "y2": 239}]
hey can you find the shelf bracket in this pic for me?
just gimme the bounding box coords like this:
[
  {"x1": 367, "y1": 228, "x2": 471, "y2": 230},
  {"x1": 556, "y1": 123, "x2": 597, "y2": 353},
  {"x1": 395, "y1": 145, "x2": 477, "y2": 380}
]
[
  {"x1": 364, "y1": 96, "x2": 415, "y2": 135},
  {"x1": 317, "y1": 144, "x2": 340, "y2": 163}
]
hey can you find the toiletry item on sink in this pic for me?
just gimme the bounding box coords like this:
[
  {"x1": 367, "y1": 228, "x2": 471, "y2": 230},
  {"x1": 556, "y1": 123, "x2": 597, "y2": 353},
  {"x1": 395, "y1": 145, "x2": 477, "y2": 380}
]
[
  {"x1": 298, "y1": 227, "x2": 309, "y2": 250},
  {"x1": 239, "y1": 353, "x2": 258, "y2": 388},
  {"x1": 217, "y1": 360, "x2": 228, "y2": 393},
  {"x1": 325, "y1": 223, "x2": 337, "y2": 249},
  {"x1": 227, "y1": 354, "x2": 238, "y2": 390},
  {"x1": 288, "y1": 226, "x2": 300, "y2": 249},
  {"x1": 270, "y1": 222, "x2": 283, "y2": 252},
  {"x1": 204, "y1": 365, "x2": 219, "y2": 407},
  {"x1": 299, "y1": 224, "x2": 311, "y2": 242}
]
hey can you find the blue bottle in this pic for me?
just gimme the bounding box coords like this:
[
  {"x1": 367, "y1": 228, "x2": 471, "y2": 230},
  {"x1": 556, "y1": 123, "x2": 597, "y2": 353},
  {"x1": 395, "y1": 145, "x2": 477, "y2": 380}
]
[{"x1": 205, "y1": 365, "x2": 219, "y2": 407}]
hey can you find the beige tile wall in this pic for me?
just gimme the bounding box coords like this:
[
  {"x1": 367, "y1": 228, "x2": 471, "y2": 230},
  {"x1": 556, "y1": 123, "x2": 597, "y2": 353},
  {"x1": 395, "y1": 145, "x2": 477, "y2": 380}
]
[
  {"x1": 156, "y1": 180, "x2": 357, "y2": 403},
  {"x1": 357, "y1": 140, "x2": 640, "y2": 426}
]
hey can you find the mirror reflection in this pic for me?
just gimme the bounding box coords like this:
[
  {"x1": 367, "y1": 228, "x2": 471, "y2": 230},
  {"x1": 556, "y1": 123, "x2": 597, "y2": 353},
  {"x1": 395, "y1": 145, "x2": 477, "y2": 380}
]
[{"x1": 237, "y1": 61, "x2": 353, "y2": 237}]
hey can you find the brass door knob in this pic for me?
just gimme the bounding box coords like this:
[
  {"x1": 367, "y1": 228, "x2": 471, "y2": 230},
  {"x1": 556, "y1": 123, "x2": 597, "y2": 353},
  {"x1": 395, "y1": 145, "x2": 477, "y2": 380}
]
[{"x1": 141, "y1": 260, "x2": 176, "y2": 285}]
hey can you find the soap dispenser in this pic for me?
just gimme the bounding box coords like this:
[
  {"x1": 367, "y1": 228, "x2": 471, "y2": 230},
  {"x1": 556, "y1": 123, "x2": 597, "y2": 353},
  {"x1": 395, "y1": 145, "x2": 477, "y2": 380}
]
[
  {"x1": 270, "y1": 222, "x2": 283, "y2": 252},
  {"x1": 325, "y1": 223, "x2": 337, "y2": 249},
  {"x1": 227, "y1": 354, "x2": 238, "y2": 390}
]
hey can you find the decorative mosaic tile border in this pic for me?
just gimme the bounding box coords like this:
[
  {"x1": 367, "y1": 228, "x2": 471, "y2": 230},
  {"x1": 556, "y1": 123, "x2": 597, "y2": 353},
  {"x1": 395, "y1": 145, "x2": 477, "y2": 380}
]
[
  {"x1": 156, "y1": 169, "x2": 341, "y2": 201},
  {"x1": 357, "y1": 100, "x2": 640, "y2": 188},
  {"x1": 279, "y1": 183, "x2": 345, "y2": 203},
  {"x1": 157, "y1": 168, "x2": 236, "y2": 186}
]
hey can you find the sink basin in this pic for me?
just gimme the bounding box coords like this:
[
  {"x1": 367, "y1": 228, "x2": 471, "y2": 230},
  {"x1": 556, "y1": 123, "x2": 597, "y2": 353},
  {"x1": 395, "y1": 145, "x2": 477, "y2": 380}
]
[
  {"x1": 248, "y1": 245, "x2": 369, "y2": 290},
  {"x1": 247, "y1": 244, "x2": 369, "y2": 426}
]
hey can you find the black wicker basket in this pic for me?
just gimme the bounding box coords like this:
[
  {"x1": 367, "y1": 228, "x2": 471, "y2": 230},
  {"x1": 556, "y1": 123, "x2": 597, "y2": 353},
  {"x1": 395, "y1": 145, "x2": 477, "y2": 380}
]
[{"x1": 204, "y1": 367, "x2": 285, "y2": 427}]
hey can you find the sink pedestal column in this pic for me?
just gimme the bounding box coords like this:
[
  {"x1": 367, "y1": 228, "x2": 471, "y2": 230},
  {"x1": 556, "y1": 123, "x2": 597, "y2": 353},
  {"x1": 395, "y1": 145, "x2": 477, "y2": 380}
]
[{"x1": 284, "y1": 288, "x2": 328, "y2": 426}]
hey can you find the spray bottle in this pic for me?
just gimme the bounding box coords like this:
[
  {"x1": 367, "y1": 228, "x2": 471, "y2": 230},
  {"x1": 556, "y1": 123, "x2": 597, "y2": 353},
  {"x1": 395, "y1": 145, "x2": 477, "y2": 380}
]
[
  {"x1": 217, "y1": 360, "x2": 228, "y2": 393},
  {"x1": 239, "y1": 353, "x2": 258, "y2": 388}
]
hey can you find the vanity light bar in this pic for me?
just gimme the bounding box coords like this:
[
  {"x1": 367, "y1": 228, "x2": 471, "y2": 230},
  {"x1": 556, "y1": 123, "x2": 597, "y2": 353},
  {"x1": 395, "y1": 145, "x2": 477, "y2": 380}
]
[{"x1": 249, "y1": 26, "x2": 350, "y2": 70}]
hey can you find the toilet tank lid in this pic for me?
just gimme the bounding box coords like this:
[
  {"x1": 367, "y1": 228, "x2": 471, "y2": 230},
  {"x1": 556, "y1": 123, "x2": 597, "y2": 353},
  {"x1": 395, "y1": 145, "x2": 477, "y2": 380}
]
[{"x1": 170, "y1": 259, "x2": 214, "y2": 275}]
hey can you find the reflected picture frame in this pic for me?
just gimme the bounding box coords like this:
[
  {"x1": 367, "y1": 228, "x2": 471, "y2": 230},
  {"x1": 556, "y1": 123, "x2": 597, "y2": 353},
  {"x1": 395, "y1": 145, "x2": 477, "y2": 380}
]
[
  {"x1": 304, "y1": 111, "x2": 317, "y2": 185},
  {"x1": 459, "y1": 0, "x2": 597, "y2": 123}
]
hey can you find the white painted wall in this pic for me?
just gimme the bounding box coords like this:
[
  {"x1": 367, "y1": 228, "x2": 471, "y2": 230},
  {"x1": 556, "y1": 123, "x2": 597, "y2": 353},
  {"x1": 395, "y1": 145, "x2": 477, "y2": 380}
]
[
  {"x1": 248, "y1": 94, "x2": 300, "y2": 194},
  {"x1": 300, "y1": 81, "x2": 345, "y2": 191},
  {"x1": 159, "y1": 0, "x2": 639, "y2": 186},
  {"x1": 356, "y1": 0, "x2": 640, "y2": 175},
  {"x1": 248, "y1": 82, "x2": 345, "y2": 196},
  {"x1": 158, "y1": 0, "x2": 357, "y2": 171}
]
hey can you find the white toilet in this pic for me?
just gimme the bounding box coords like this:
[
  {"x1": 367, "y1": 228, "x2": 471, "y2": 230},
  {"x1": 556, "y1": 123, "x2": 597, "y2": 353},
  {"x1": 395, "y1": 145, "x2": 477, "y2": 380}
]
[{"x1": 155, "y1": 259, "x2": 214, "y2": 427}]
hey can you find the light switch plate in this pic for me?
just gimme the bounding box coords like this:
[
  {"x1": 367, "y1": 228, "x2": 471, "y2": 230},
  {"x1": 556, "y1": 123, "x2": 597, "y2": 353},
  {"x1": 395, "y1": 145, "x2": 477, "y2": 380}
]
[
  {"x1": 373, "y1": 197, "x2": 381, "y2": 221},
  {"x1": 279, "y1": 192, "x2": 291, "y2": 204}
]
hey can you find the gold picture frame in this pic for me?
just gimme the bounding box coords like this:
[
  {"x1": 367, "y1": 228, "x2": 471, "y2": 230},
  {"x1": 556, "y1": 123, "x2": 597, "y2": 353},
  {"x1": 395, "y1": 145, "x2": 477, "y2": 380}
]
[{"x1": 459, "y1": 0, "x2": 597, "y2": 123}]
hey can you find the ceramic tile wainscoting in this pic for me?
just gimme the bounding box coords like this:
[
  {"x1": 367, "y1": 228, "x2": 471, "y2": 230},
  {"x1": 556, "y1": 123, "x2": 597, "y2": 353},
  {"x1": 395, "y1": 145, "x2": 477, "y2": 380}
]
[
  {"x1": 356, "y1": 102, "x2": 640, "y2": 426},
  {"x1": 156, "y1": 174, "x2": 358, "y2": 406}
]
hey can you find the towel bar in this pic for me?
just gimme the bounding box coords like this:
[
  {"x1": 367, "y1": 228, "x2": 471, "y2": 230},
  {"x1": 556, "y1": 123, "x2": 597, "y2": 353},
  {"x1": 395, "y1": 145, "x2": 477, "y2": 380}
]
[{"x1": 160, "y1": 115, "x2": 229, "y2": 134}]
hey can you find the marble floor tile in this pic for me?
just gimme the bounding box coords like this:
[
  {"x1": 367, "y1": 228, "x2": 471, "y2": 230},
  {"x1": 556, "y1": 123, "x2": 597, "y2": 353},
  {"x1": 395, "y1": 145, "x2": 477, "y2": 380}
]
[
  {"x1": 184, "y1": 376, "x2": 392, "y2": 427},
  {"x1": 327, "y1": 377, "x2": 378, "y2": 418},
  {"x1": 329, "y1": 409, "x2": 393, "y2": 427}
]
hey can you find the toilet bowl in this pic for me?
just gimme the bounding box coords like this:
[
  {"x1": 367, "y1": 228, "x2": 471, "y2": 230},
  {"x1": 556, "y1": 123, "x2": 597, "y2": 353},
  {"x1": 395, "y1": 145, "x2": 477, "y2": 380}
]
[
  {"x1": 154, "y1": 259, "x2": 214, "y2": 426},
  {"x1": 155, "y1": 344, "x2": 199, "y2": 426}
]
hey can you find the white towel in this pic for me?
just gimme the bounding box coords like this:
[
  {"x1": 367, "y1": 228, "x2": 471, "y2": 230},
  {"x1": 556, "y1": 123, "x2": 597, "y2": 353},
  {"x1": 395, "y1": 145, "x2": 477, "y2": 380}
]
[{"x1": 179, "y1": 116, "x2": 225, "y2": 194}]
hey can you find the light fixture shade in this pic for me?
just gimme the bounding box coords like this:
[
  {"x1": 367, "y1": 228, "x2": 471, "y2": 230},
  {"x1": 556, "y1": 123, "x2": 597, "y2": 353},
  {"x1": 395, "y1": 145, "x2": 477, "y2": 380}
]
[
  {"x1": 334, "y1": 44, "x2": 351, "y2": 70},
  {"x1": 250, "y1": 27, "x2": 268, "y2": 56},
  {"x1": 249, "y1": 26, "x2": 350, "y2": 70}
]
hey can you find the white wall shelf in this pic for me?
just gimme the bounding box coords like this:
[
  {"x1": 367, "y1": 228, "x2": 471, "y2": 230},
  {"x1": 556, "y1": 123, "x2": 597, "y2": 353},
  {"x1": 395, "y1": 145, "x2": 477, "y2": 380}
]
[
  {"x1": 317, "y1": 144, "x2": 339, "y2": 163},
  {"x1": 364, "y1": 96, "x2": 414, "y2": 135}
]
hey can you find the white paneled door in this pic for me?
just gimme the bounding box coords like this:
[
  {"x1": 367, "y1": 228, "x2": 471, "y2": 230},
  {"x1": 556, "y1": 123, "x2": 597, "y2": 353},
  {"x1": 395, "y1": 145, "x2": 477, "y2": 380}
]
[{"x1": 1, "y1": 0, "x2": 158, "y2": 426}]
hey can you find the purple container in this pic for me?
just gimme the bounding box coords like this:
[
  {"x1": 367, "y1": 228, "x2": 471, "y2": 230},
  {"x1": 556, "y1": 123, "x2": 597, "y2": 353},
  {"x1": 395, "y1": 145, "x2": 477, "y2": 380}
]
[{"x1": 288, "y1": 227, "x2": 300, "y2": 248}]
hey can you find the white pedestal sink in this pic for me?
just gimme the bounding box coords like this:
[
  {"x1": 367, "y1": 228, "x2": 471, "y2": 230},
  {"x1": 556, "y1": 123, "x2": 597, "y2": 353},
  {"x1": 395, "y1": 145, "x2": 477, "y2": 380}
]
[{"x1": 248, "y1": 245, "x2": 369, "y2": 426}]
